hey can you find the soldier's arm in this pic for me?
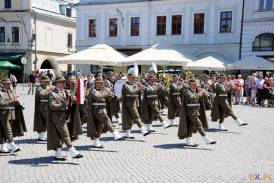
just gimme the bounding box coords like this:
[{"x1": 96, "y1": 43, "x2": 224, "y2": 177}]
[
  {"x1": 48, "y1": 93, "x2": 65, "y2": 110},
  {"x1": 0, "y1": 96, "x2": 14, "y2": 107}
]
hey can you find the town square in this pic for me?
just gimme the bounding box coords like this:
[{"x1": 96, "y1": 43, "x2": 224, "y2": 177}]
[{"x1": 0, "y1": 0, "x2": 274, "y2": 182}]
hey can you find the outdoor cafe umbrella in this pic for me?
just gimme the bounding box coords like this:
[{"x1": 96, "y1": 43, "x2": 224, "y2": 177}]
[
  {"x1": 0, "y1": 61, "x2": 21, "y2": 70},
  {"x1": 56, "y1": 44, "x2": 126, "y2": 67},
  {"x1": 119, "y1": 43, "x2": 193, "y2": 66},
  {"x1": 184, "y1": 56, "x2": 225, "y2": 71},
  {"x1": 227, "y1": 56, "x2": 274, "y2": 70}
]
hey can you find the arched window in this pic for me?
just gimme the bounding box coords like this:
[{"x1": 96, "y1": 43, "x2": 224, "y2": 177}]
[
  {"x1": 40, "y1": 60, "x2": 53, "y2": 69},
  {"x1": 252, "y1": 33, "x2": 274, "y2": 52}
]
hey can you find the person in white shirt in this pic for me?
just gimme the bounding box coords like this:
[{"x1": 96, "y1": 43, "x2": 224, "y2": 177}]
[
  {"x1": 9, "y1": 73, "x2": 17, "y2": 92},
  {"x1": 256, "y1": 75, "x2": 265, "y2": 107}
]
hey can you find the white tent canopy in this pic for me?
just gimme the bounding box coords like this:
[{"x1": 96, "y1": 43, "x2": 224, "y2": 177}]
[
  {"x1": 184, "y1": 56, "x2": 225, "y2": 71},
  {"x1": 119, "y1": 43, "x2": 194, "y2": 66},
  {"x1": 227, "y1": 56, "x2": 274, "y2": 70},
  {"x1": 56, "y1": 44, "x2": 126, "y2": 66}
]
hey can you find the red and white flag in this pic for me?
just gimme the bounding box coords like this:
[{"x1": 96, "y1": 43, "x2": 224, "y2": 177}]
[{"x1": 76, "y1": 78, "x2": 85, "y2": 105}]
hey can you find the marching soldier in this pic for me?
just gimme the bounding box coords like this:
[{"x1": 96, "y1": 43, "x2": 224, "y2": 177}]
[
  {"x1": 47, "y1": 76, "x2": 83, "y2": 160},
  {"x1": 121, "y1": 68, "x2": 150, "y2": 139},
  {"x1": 87, "y1": 77, "x2": 124, "y2": 148},
  {"x1": 178, "y1": 78, "x2": 216, "y2": 146},
  {"x1": 168, "y1": 74, "x2": 186, "y2": 126},
  {"x1": 211, "y1": 74, "x2": 247, "y2": 131},
  {"x1": 141, "y1": 74, "x2": 171, "y2": 132},
  {"x1": 33, "y1": 75, "x2": 52, "y2": 142},
  {"x1": 0, "y1": 78, "x2": 25, "y2": 153},
  {"x1": 105, "y1": 71, "x2": 122, "y2": 125}
]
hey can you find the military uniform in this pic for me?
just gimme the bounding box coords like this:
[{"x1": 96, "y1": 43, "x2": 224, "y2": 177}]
[
  {"x1": 87, "y1": 77, "x2": 124, "y2": 148},
  {"x1": 211, "y1": 74, "x2": 247, "y2": 131},
  {"x1": 178, "y1": 79, "x2": 216, "y2": 146},
  {"x1": 33, "y1": 75, "x2": 51, "y2": 141},
  {"x1": 104, "y1": 76, "x2": 121, "y2": 124},
  {"x1": 141, "y1": 75, "x2": 171, "y2": 131},
  {"x1": 47, "y1": 76, "x2": 83, "y2": 160},
  {"x1": 0, "y1": 78, "x2": 24, "y2": 153},
  {"x1": 121, "y1": 69, "x2": 150, "y2": 138},
  {"x1": 168, "y1": 75, "x2": 185, "y2": 125}
]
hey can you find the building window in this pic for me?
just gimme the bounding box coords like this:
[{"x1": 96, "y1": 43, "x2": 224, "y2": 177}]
[
  {"x1": 131, "y1": 17, "x2": 140, "y2": 36},
  {"x1": 12, "y1": 27, "x2": 19, "y2": 43},
  {"x1": 88, "y1": 19, "x2": 96, "y2": 37},
  {"x1": 109, "y1": 18, "x2": 118, "y2": 37},
  {"x1": 67, "y1": 33, "x2": 72, "y2": 48},
  {"x1": 156, "y1": 16, "x2": 166, "y2": 35},
  {"x1": 0, "y1": 27, "x2": 5, "y2": 42},
  {"x1": 5, "y1": 0, "x2": 11, "y2": 9},
  {"x1": 66, "y1": 8, "x2": 72, "y2": 17},
  {"x1": 194, "y1": 13, "x2": 205, "y2": 34},
  {"x1": 259, "y1": 0, "x2": 273, "y2": 11},
  {"x1": 220, "y1": 11, "x2": 232, "y2": 33},
  {"x1": 171, "y1": 15, "x2": 182, "y2": 35},
  {"x1": 252, "y1": 33, "x2": 274, "y2": 51}
]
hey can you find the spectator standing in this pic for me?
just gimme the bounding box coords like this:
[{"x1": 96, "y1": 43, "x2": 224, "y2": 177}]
[
  {"x1": 256, "y1": 75, "x2": 265, "y2": 107},
  {"x1": 251, "y1": 85, "x2": 257, "y2": 106},
  {"x1": 28, "y1": 72, "x2": 36, "y2": 95}
]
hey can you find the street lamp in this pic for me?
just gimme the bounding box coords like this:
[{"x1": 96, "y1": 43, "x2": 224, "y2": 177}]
[{"x1": 21, "y1": 57, "x2": 27, "y2": 90}]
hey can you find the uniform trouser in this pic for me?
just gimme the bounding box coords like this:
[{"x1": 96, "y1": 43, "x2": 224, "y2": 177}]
[
  {"x1": 187, "y1": 115, "x2": 206, "y2": 137},
  {"x1": 148, "y1": 104, "x2": 164, "y2": 123},
  {"x1": 37, "y1": 110, "x2": 48, "y2": 133},
  {"x1": 93, "y1": 110, "x2": 114, "y2": 138},
  {"x1": 53, "y1": 114, "x2": 73, "y2": 148},
  {"x1": 218, "y1": 101, "x2": 238, "y2": 123},
  {"x1": 127, "y1": 107, "x2": 143, "y2": 129},
  {"x1": 0, "y1": 119, "x2": 13, "y2": 144}
]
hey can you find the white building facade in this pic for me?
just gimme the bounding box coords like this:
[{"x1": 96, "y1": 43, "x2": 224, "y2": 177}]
[
  {"x1": 241, "y1": 0, "x2": 274, "y2": 61},
  {"x1": 75, "y1": 0, "x2": 244, "y2": 73},
  {"x1": 0, "y1": 0, "x2": 76, "y2": 81}
]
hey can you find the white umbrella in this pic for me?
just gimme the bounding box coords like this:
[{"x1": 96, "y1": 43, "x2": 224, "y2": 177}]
[
  {"x1": 119, "y1": 44, "x2": 193, "y2": 66},
  {"x1": 227, "y1": 56, "x2": 274, "y2": 70},
  {"x1": 56, "y1": 44, "x2": 126, "y2": 66},
  {"x1": 185, "y1": 56, "x2": 225, "y2": 71}
]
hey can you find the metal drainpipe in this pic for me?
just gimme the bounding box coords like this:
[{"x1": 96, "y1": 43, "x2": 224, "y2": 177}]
[
  {"x1": 147, "y1": 0, "x2": 152, "y2": 48},
  {"x1": 239, "y1": 0, "x2": 245, "y2": 60}
]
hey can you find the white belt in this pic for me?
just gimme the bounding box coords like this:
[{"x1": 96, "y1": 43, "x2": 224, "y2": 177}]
[
  {"x1": 219, "y1": 94, "x2": 227, "y2": 97},
  {"x1": 92, "y1": 103, "x2": 106, "y2": 106},
  {"x1": 147, "y1": 95, "x2": 158, "y2": 98},
  {"x1": 0, "y1": 107, "x2": 15, "y2": 110},
  {"x1": 126, "y1": 95, "x2": 139, "y2": 97},
  {"x1": 40, "y1": 100, "x2": 48, "y2": 102},
  {"x1": 172, "y1": 93, "x2": 180, "y2": 96},
  {"x1": 187, "y1": 104, "x2": 200, "y2": 107}
]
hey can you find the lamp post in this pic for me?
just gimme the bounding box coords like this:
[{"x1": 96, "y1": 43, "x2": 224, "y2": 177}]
[{"x1": 21, "y1": 57, "x2": 27, "y2": 90}]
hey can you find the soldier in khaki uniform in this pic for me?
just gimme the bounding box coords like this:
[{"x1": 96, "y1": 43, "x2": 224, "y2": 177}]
[
  {"x1": 87, "y1": 77, "x2": 124, "y2": 148},
  {"x1": 0, "y1": 78, "x2": 21, "y2": 153},
  {"x1": 178, "y1": 79, "x2": 216, "y2": 146},
  {"x1": 211, "y1": 74, "x2": 247, "y2": 131},
  {"x1": 121, "y1": 68, "x2": 150, "y2": 139},
  {"x1": 33, "y1": 75, "x2": 52, "y2": 141},
  {"x1": 105, "y1": 71, "x2": 122, "y2": 125},
  {"x1": 142, "y1": 74, "x2": 171, "y2": 132},
  {"x1": 47, "y1": 76, "x2": 83, "y2": 160},
  {"x1": 168, "y1": 74, "x2": 186, "y2": 126}
]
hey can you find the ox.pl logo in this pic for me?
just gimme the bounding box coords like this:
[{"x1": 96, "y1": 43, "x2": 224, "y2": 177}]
[{"x1": 248, "y1": 173, "x2": 273, "y2": 181}]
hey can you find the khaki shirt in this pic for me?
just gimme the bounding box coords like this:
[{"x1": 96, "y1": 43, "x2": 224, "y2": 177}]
[
  {"x1": 122, "y1": 81, "x2": 141, "y2": 107},
  {"x1": 0, "y1": 88, "x2": 17, "y2": 120}
]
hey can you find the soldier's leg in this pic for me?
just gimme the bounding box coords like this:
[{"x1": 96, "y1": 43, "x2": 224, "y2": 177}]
[
  {"x1": 128, "y1": 107, "x2": 150, "y2": 136},
  {"x1": 5, "y1": 120, "x2": 21, "y2": 152},
  {"x1": 150, "y1": 105, "x2": 171, "y2": 129},
  {"x1": 192, "y1": 116, "x2": 216, "y2": 145},
  {"x1": 53, "y1": 120, "x2": 73, "y2": 148}
]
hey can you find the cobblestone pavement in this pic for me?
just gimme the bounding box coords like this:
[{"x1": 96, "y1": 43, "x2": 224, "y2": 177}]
[{"x1": 0, "y1": 85, "x2": 273, "y2": 183}]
